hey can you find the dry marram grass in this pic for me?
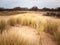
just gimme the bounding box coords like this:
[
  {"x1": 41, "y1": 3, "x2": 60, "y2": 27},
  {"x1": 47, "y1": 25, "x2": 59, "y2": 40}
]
[{"x1": 0, "y1": 14, "x2": 60, "y2": 45}]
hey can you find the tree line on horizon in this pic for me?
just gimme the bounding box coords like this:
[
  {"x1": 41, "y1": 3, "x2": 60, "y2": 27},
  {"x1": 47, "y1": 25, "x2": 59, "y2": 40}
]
[{"x1": 0, "y1": 6, "x2": 60, "y2": 11}]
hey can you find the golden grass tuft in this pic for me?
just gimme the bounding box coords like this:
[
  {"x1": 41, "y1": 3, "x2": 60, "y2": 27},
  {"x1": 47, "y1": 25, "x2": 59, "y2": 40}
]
[
  {"x1": 7, "y1": 17, "x2": 17, "y2": 26},
  {"x1": 0, "y1": 19, "x2": 6, "y2": 33},
  {"x1": 53, "y1": 21, "x2": 60, "y2": 45}
]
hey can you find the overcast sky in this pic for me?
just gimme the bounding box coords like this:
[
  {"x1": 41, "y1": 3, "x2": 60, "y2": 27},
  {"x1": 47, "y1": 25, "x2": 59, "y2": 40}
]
[{"x1": 0, "y1": 0, "x2": 60, "y2": 8}]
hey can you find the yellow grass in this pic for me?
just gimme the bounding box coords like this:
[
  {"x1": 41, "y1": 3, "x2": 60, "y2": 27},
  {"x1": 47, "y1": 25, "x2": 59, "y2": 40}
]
[
  {"x1": 7, "y1": 17, "x2": 17, "y2": 26},
  {"x1": 0, "y1": 19, "x2": 7, "y2": 33},
  {"x1": 0, "y1": 13, "x2": 60, "y2": 45},
  {"x1": 0, "y1": 26, "x2": 40, "y2": 45},
  {"x1": 8, "y1": 14, "x2": 60, "y2": 45}
]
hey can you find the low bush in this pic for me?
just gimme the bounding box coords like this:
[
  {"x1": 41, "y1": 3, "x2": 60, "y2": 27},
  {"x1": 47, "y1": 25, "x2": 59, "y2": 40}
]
[{"x1": 44, "y1": 12, "x2": 60, "y2": 18}]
